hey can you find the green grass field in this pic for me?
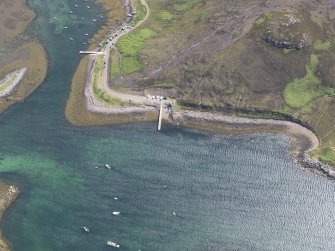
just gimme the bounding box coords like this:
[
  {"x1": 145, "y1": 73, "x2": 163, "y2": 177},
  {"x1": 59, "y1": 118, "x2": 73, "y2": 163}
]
[
  {"x1": 116, "y1": 28, "x2": 156, "y2": 74},
  {"x1": 283, "y1": 54, "x2": 321, "y2": 109}
]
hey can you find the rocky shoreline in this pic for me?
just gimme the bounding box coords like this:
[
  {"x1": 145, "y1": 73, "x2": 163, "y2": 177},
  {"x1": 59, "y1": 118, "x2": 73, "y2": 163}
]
[{"x1": 0, "y1": 182, "x2": 19, "y2": 251}]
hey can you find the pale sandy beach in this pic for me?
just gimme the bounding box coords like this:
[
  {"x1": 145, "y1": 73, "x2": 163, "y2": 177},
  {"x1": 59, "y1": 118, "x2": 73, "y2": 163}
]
[{"x1": 0, "y1": 68, "x2": 27, "y2": 98}]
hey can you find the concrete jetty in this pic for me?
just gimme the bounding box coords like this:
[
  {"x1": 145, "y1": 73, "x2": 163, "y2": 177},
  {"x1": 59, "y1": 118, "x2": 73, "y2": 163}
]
[{"x1": 158, "y1": 102, "x2": 163, "y2": 131}]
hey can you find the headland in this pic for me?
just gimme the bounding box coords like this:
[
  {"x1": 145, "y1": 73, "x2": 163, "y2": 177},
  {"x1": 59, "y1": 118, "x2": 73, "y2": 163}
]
[{"x1": 66, "y1": 0, "x2": 335, "y2": 176}]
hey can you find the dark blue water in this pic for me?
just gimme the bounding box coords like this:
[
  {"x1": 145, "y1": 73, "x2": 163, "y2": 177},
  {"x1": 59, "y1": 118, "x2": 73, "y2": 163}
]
[{"x1": 1, "y1": 0, "x2": 335, "y2": 250}]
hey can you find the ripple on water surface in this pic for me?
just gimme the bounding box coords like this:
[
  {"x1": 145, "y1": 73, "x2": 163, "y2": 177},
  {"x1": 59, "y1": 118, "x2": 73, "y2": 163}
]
[
  {"x1": 3, "y1": 124, "x2": 335, "y2": 251},
  {"x1": 1, "y1": 0, "x2": 335, "y2": 250}
]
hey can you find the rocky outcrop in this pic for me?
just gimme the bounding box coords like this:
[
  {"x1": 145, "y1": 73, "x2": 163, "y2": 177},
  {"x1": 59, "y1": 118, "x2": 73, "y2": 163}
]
[
  {"x1": 263, "y1": 36, "x2": 303, "y2": 50},
  {"x1": 0, "y1": 182, "x2": 19, "y2": 251}
]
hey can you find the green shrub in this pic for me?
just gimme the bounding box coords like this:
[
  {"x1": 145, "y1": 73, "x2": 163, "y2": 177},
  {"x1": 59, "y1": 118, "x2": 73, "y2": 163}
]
[
  {"x1": 255, "y1": 17, "x2": 266, "y2": 25},
  {"x1": 283, "y1": 48, "x2": 294, "y2": 54},
  {"x1": 314, "y1": 40, "x2": 331, "y2": 51},
  {"x1": 255, "y1": 12, "x2": 272, "y2": 25},
  {"x1": 157, "y1": 10, "x2": 174, "y2": 22},
  {"x1": 233, "y1": 31, "x2": 241, "y2": 38}
]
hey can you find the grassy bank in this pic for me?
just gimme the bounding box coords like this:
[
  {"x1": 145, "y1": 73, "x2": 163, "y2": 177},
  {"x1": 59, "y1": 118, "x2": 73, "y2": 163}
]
[{"x1": 65, "y1": 56, "x2": 158, "y2": 126}]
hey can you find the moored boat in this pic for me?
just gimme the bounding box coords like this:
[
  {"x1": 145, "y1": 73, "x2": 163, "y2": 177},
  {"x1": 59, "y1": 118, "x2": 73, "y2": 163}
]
[
  {"x1": 82, "y1": 226, "x2": 90, "y2": 233},
  {"x1": 107, "y1": 241, "x2": 120, "y2": 248}
]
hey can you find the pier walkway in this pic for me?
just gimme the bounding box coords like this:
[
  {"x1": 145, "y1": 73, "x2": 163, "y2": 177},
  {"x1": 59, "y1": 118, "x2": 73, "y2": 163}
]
[
  {"x1": 79, "y1": 51, "x2": 104, "y2": 55},
  {"x1": 158, "y1": 102, "x2": 163, "y2": 131}
]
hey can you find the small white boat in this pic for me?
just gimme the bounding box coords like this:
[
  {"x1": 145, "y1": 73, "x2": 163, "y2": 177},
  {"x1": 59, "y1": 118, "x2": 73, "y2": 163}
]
[
  {"x1": 107, "y1": 241, "x2": 120, "y2": 248},
  {"x1": 85, "y1": 33, "x2": 89, "y2": 36},
  {"x1": 105, "y1": 164, "x2": 111, "y2": 170},
  {"x1": 69, "y1": 11, "x2": 73, "y2": 14},
  {"x1": 74, "y1": 4, "x2": 78, "y2": 7},
  {"x1": 112, "y1": 211, "x2": 120, "y2": 216},
  {"x1": 82, "y1": 226, "x2": 90, "y2": 233},
  {"x1": 92, "y1": 19, "x2": 97, "y2": 22},
  {"x1": 173, "y1": 212, "x2": 176, "y2": 216},
  {"x1": 114, "y1": 197, "x2": 118, "y2": 200},
  {"x1": 86, "y1": 5, "x2": 90, "y2": 8},
  {"x1": 64, "y1": 26, "x2": 68, "y2": 29},
  {"x1": 69, "y1": 37, "x2": 74, "y2": 41}
]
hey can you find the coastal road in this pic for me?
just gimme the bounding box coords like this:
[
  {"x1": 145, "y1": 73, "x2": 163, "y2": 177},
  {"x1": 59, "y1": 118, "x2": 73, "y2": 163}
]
[{"x1": 89, "y1": 0, "x2": 161, "y2": 108}]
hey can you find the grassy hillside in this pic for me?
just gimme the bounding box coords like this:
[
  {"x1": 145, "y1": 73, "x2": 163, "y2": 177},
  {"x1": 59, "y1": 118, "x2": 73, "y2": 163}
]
[{"x1": 110, "y1": 0, "x2": 335, "y2": 165}]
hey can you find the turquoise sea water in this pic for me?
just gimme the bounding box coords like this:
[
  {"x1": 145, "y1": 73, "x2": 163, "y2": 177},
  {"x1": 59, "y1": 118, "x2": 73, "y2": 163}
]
[{"x1": 1, "y1": 0, "x2": 335, "y2": 250}]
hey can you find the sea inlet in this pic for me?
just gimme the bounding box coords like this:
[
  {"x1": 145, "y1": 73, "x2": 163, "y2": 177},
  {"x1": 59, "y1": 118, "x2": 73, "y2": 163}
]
[{"x1": 1, "y1": 0, "x2": 335, "y2": 250}]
